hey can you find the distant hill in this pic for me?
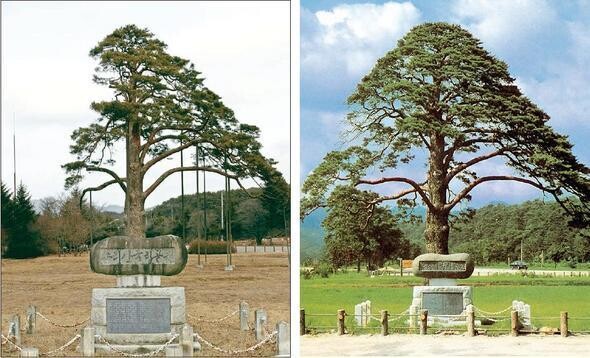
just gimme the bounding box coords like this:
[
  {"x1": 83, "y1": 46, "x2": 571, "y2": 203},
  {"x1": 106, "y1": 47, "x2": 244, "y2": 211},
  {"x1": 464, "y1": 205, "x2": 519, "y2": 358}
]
[{"x1": 102, "y1": 204, "x2": 124, "y2": 213}]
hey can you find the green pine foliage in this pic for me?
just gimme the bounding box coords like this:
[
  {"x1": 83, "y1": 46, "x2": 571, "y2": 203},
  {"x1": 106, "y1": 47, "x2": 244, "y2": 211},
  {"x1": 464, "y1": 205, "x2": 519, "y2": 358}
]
[{"x1": 2, "y1": 183, "x2": 46, "y2": 258}]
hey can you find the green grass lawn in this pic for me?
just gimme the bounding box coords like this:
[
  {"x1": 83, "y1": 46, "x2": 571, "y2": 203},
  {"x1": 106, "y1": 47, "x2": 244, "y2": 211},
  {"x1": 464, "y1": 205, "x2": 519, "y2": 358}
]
[{"x1": 301, "y1": 272, "x2": 590, "y2": 334}]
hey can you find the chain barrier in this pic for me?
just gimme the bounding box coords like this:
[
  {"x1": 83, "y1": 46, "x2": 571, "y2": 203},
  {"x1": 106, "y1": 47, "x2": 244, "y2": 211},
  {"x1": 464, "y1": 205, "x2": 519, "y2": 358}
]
[
  {"x1": 0, "y1": 334, "x2": 23, "y2": 351},
  {"x1": 40, "y1": 334, "x2": 81, "y2": 356},
  {"x1": 187, "y1": 309, "x2": 239, "y2": 323},
  {"x1": 194, "y1": 330, "x2": 277, "y2": 355},
  {"x1": 36, "y1": 312, "x2": 89, "y2": 328},
  {"x1": 95, "y1": 334, "x2": 179, "y2": 357}
]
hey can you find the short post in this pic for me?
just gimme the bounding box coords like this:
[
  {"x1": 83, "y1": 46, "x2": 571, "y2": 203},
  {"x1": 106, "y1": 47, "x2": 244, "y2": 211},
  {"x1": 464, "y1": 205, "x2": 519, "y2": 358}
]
[
  {"x1": 300, "y1": 309, "x2": 306, "y2": 335},
  {"x1": 560, "y1": 311, "x2": 568, "y2": 338},
  {"x1": 26, "y1": 305, "x2": 36, "y2": 334},
  {"x1": 361, "y1": 302, "x2": 367, "y2": 327},
  {"x1": 165, "y1": 346, "x2": 183, "y2": 357},
  {"x1": 20, "y1": 347, "x2": 39, "y2": 357},
  {"x1": 409, "y1": 305, "x2": 418, "y2": 330},
  {"x1": 255, "y1": 309, "x2": 267, "y2": 342},
  {"x1": 239, "y1": 301, "x2": 249, "y2": 331},
  {"x1": 276, "y1": 321, "x2": 290, "y2": 357},
  {"x1": 81, "y1": 326, "x2": 95, "y2": 356},
  {"x1": 180, "y1": 323, "x2": 194, "y2": 357},
  {"x1": 337, "y1": 309, "x2": 346, "y2": 335},
  {"x1": 381, "y1": 310, "x2": 389, "y2": 336},
  {"x1": 398, "y1": 257, "x2": 403, "y2": 277},
  {"x1": 466, "y1": 305, "x2": 475, "y2": 337},
  {"x1": 9, "y1": 314, "x2": 21, "y2": 345},
  {"x1": 419, "y1": 309, "x2": 428, "y2": 335},
  {"x1": 511, "y1": 311, "x2": 519, "y2": 337}
]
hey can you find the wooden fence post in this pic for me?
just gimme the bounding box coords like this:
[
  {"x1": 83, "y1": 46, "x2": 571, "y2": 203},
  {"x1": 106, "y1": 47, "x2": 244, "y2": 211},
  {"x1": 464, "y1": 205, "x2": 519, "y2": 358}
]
[
  {"x1": 337, "y1": 309, "x2": 346, "y2": 335},
  {"x1": 300, "y1": 309, "x2": 306, "y2": 335},
  {"x1": 511, "y1": 311, "x2": 519, "y2": 337},
  {"x1": 466, "y1": 305, "x2": 475, "y2": 337},
  {"x1": 560, "y1": 311, "x2": 568, "y2": 338},
  {"x1": 381, "y1": 310, "x2": 389, "y2": 336},
  {"x1": 419, "y1": 309, "x2": 428, "y2": 335}
]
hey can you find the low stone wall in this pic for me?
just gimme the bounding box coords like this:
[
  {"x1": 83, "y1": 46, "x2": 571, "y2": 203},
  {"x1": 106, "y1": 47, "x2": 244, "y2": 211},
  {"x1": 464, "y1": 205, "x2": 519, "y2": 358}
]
[{"x1": 235, "y1": 246, "x2": 289, "y2": 254}]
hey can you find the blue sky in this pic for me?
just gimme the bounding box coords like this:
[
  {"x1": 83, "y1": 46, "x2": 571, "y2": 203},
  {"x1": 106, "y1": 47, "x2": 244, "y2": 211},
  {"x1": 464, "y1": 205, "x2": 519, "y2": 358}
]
[{"x1": 301, "y1": 0, "x2": 590, "y2": 207}]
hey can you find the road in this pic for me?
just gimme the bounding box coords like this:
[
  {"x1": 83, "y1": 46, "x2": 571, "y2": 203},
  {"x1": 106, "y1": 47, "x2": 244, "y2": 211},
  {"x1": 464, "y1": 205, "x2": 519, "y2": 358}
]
[{"x1": 301, "y1": 334, "x2": 590, "y2": 357}]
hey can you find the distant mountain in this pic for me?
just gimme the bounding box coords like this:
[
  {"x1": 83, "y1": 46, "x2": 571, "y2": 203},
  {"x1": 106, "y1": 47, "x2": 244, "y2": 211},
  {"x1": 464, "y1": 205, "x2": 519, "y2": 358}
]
[{"x1": 102, "y1": 205, "x2": 124, "y2": 213}]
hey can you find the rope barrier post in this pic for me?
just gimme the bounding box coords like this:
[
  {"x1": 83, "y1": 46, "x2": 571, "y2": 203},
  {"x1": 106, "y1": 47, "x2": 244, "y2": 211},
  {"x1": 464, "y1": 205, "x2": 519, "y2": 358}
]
[
  {"x1": 300, "y1": 309, "x2": 306, "y2": 336},
  {"x1": 26, "y1": 305, "x2": 36, "y2": 335},
  {"x1": 10, "y1": 314, "x2": 21, "y2": 345},
  {"x1": 165, "y1": 345, "x2": 183, "y2": 357},
  {"x1": 381, "y1": 310, "x2": 389, "y2": 336},
  {"x1": 81, "y1": 326, "x2": 95, "y2": 356},
  {"x1": 511, "y1": 311, "x2": 519, "y2": 337},
  {"x1": 240, "y1": 301, "x2": 249, "y2": 331},
  {"x1": 276, "y1": 321, "x2": 290, "y2": 357},
  {"x1": 20, "y1": 347, "x2": 39, "y2": 357},
  {"x1": 255, "y1": 309, "x2": 267, "y2": 342},
  {"x1": 409, "y1": 305, "x2": 418, "y2": 330},
  {"x1": 419, "y1": 309, "x2": 428, "y2": 335},
  {"x1": 337, "y1": 309, "x2": 346, "y2": 335},
  {"x1": 181, "y1": 323, "x2": 194, "y2": 357},
  {"x1": 560, "y1": 311, "x2": 569, "y2": 338},
  {"x1": 466, "y1": 305, "x2": 475, "y2": 337}
]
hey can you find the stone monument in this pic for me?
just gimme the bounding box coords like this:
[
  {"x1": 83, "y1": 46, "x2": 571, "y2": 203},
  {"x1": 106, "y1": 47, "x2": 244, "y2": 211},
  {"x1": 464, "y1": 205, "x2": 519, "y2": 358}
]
[
  {"x1": 87, "y1": 235, "x2": 199, "y2": 354},
  {"x1": 409, "y1": 253, "x2": 474, "y2": 325}
]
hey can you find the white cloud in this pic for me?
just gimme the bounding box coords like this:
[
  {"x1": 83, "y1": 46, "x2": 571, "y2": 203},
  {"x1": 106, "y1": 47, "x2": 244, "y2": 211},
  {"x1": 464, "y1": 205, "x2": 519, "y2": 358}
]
[
  {"x1": 516, "y1": 22, "x2": 590, "y2": 128},
  {"x1": 452, "y1": 0, "x2": 556, "y2": 50},
  {"x1": 301, "y1": 2, "x2": 421, "y2": 81}
]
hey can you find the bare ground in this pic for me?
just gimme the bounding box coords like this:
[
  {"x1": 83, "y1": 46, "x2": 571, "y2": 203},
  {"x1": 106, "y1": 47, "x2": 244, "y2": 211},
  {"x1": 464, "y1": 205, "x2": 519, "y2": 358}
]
[
  {"x1": 1, "y1": 253, "x2": 290, "y2": 357},
  {"x1": 301, "y1": 333, "x2": 590, "y2": 357}
]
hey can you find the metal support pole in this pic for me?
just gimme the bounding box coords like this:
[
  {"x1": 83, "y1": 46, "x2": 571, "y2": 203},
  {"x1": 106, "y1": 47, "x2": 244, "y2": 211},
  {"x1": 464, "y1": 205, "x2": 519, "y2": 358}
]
[
  {"x1": 89, "y1": 191, "x2": 94, "y2": 246},
  {"x1": 195, "y1": 145, "x2": 201, "y2": 266},
  {"x1": 203, "y1": 152, "x2": 207, "y2": 263},
  {"x1": 180, "y1": 139, "x2": 185, "y2": 243}
]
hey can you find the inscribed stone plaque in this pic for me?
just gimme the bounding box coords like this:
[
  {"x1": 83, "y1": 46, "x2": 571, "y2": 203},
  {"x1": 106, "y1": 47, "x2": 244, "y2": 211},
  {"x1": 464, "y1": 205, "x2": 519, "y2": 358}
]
[
  {"x1": 422, "y1": 292, "x2": 463, "y2": 315},
  {"x1": 106, "y1": 298, "x2": 171, "y2": 334}
]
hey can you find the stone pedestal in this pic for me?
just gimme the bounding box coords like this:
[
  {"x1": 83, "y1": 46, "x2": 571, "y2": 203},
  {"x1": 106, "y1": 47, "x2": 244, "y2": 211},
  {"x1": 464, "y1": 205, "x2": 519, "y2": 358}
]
[
  {"x1": 89, "y1": 235, "x2": 192, "y2": 354},
  {"x1": 409, "y1": 253, "x2": 474, "y2": 326}
]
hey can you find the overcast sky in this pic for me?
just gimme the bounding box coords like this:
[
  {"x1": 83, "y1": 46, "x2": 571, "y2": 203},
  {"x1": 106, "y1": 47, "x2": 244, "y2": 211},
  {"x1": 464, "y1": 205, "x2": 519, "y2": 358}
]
[
  {"x1": 1, "y1": 1, "x2": 290, "y2": 209},
  {"x1": 301, "y1": 0, "x2": 590, "y2": 208}
]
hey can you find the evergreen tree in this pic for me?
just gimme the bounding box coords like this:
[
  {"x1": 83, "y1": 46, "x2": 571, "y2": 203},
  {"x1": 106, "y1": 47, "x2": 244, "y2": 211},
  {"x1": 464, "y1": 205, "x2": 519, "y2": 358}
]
[
  {"x1": 1, "y1": 182, "x2": 14, "y2": 254},
  {"x1": 302, "y1": 22, "x2": 589, "y2": 254},
  {"x1": 4, "y1": 184, "x2": 45, "y2": 258}
]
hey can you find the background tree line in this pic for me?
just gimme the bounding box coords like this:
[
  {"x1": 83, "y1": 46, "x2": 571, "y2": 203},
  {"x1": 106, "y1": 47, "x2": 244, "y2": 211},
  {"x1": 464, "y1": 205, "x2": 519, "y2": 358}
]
[
  {"x1": 1, "y1": 176, "x2": 289, "y2": 258},
  {"x1": 301, "y1": 198, "x2": 590, "y2": 269}
]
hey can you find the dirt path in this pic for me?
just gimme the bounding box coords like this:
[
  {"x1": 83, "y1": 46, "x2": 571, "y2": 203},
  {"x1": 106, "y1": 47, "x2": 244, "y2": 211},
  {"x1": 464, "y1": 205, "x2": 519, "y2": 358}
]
[
  {"x1": 300, "y1": 334, "x2": 590, "y2": 357},
  {"x1": 1, "y1": 253, "x2": 290, "y2": 357}
]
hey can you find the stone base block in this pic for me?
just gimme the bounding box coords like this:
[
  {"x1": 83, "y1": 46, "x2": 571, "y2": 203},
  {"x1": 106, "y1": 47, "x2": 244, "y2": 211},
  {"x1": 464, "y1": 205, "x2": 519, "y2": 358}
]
[
  {"x1": 91, "y1": 286, "x2": 185, "y2": 345},
  {"x1": 411, "y1": 285, "x2": 472, "y2": 323},
  {"x1": 224, "y1": 265, "x2": 234, "y2": 271}
]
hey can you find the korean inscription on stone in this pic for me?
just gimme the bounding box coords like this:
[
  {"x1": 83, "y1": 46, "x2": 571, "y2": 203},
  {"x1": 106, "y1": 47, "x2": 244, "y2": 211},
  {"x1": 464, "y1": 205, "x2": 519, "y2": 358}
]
[
  {"x1": 100, "y1": 248, "x2": 176, "y2": 265},
  {"x1": 106, "y1": 298, "x2": 171, "y2": 334},
  {"x1": 419, "y1": 261, "x2": 466, "y2": 272}
]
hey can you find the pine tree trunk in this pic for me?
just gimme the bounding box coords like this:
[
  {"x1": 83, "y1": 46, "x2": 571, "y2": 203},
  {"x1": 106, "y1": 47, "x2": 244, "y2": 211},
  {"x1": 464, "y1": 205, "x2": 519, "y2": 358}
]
[
  {"x1": 425, "y1": 209, "x2": 449, "y2": 254},
  {"x1": 425, "y1": 133, "x2": 450, "y2": 254},
  {"x1": 125, "y1": 121, "x2": 146, "y2": 239}
]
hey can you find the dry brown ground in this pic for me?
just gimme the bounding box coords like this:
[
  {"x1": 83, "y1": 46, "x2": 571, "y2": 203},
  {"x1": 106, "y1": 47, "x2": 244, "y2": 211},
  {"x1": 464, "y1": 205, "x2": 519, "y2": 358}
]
[{"x1": 1, "y1": 253, "x2": 290, "y2": 357}]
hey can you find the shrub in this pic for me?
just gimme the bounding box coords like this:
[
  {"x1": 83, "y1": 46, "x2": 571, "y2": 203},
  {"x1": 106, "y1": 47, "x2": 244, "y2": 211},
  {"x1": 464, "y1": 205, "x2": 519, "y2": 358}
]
[{"x1": 188, "y1": 240, "x2": 235, "y2": 254}]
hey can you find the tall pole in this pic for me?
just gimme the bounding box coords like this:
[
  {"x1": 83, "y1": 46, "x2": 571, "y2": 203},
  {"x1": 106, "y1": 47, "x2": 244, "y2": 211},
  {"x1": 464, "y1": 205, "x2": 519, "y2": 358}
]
[
  {"x1": 13, "y1": 113, "x2": 17, "y2": 198},
  {"x1": 90, "y1": 191, "x2": 94, "y2": 246},
  {"x1": 203, "y1": 150, "x2": 208, "y2": 263},
  {"x1": 228, "y1": 174, "x2": 233, "y2": 266},
  {"x1": 180, "y1": 138, "x2": 185, "y2": 243},
  {"x1": 196, "y1": 145, "x2": 201, "y2": 266}
]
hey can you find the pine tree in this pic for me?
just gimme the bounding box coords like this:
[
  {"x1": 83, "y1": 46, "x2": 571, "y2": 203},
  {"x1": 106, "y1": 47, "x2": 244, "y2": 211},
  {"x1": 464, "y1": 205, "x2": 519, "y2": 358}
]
[
  {"x1": 4, "y1": 184, "x2": 45, "y2": 258},
  {"x1": 1, "y1": 182, "x2": 14, "y2": 254}
]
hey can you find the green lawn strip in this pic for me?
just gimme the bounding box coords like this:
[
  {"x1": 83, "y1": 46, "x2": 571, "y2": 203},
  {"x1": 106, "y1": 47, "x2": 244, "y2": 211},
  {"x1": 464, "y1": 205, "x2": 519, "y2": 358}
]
[{"x1": 301, "y1": 273, "x2": 590, "y2": 333}]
